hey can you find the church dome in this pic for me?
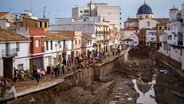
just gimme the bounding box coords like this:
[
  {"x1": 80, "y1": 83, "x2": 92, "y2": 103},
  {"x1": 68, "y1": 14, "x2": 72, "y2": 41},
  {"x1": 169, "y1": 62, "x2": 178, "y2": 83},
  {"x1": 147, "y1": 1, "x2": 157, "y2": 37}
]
[{"x1": 137, "y1": 3, "x2": 153, "y2": 14}]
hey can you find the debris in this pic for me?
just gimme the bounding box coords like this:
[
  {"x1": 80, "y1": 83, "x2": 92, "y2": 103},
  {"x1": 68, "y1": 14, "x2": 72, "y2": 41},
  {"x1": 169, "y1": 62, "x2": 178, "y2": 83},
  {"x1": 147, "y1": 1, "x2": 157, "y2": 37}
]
[
  {"x1": 160, "y1": 69, "x2": 168, "y2": 75},
  {"x1": 127, "y1": 97, "x2": 132, "y2": 101},
  {"x1": 172, "y1": 90, "x2": 184, "y2": 98},
  {"x1": 115, "y1": 95, "x2": 121, "y2": 98},
  {"x1": 125, "y1": 93, "x2": 129, "y2": 96},
  {"x1": 120, "y1": 98, "x2": 125, "y2": 101},
  {"x1": 29, "y1": 97, "x2": 35, "y2": 102}
]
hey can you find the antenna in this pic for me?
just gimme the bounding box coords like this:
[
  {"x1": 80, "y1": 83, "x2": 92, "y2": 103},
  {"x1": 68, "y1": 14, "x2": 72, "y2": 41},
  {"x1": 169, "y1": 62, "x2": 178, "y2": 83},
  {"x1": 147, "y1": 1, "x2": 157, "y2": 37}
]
[
  {"x1": 30, "y1": 0, "x2": 32, "y2": 12},
  {"x1": 43, "y1": 6, "x2": 46, "y2": 18}
]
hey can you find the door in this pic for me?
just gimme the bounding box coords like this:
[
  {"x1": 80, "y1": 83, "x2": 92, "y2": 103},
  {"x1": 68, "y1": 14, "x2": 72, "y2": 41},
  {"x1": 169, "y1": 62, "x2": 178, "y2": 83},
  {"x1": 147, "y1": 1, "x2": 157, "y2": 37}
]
[
  {"x1": 3, "y1": 57, "x2": 13, "y2": 79},
  {"x1": 71, "y1": 51, "x2": 74, "y2": 63}
]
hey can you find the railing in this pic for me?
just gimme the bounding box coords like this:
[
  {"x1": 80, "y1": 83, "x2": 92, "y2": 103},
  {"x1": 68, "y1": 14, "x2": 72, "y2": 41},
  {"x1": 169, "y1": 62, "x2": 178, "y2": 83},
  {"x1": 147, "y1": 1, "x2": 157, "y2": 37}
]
[
  {"x1": 2, "y1": 48, "x2": 17, "y2": 57},
  {"x1": 95, "y1": 31, "x2": 109, "y2": 34},
  {"x1": 96, "y1": 40, "x2": 104, "y2": 43}
]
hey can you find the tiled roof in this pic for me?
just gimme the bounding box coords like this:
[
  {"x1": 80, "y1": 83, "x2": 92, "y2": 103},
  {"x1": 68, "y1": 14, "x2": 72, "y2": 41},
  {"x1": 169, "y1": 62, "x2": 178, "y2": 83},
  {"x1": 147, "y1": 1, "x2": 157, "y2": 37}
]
[
  {"x1": 82, "y1": 34, "x2": 92, "y2": 41},
  {"x1": 61, "y1": 31, "x2": 75, "y2": 36},
  {"x1": 122, "y1": 27, "x2": 138, "y2": 30},
  {"x1": 152, "y1": 18, "x2": 169, "y2": 22},
  {"x1": 0, "y1": 12, "x2": 9, "y2": 18},
  {"x1": 45, "y1": 32, "x2": 75, "y2": 40},
  {"x1": 126, "y1": 18, "x2": 138, "y2": 22},
  {"x1": 0, "y1": 28, "x2": 29, "y2": 41}
]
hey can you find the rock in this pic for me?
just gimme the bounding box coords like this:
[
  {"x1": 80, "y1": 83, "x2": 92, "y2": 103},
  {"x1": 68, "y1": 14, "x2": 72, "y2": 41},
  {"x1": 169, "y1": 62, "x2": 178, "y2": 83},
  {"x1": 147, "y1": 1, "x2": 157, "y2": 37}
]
[
  {"x1": 29, "y1": 97, "x2": 35, "y2": 102},
  {"x1": 115, "y1": 95, "x2": 121, "y2": 98},
  {"x1": 120, "y1": 98, "x2": 125, "y2": 101},
  {"x1": 116, "y1": 93, "x2": 122, "y2": 95},
  {"x1": 127, "y1": 97, "x2": 132, "y2": 101},
  {"x1": 125, "y1": 93, "x2": 129, "y2": 96}
]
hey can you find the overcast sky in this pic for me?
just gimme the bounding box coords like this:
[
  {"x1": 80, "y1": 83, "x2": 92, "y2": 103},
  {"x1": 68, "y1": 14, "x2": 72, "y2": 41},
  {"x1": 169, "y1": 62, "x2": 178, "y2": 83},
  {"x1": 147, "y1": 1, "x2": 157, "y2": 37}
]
[{"x1": 0, "y1": 0, "x2": 183, "y2": 26}]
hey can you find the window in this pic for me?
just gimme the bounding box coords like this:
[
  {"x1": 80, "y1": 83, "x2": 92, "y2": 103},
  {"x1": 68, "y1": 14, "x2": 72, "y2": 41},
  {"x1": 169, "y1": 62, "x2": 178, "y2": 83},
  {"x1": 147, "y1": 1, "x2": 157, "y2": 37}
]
[
  {"x1": 75, "y1": 40, "x2": 77, "y2": 45},
  {"x1": 51, "y1": 41, "x2": 53, "y2": 50},
  {"x1": 5, "y1": 43, "x2": 10, "y2": 56},
  {"x1": 147, "y1": 21, "x2": 150, "y2": 27},
  {"x1": 63, "y1": 40, "x2": 66, "y2": 49},
  {"x1": 45, "y1": 22, "x2": 47, "y2": 28},
  {"x1": 40, "y1": 22, "x2": 42, "y2": 27},
  {"x1": 16, "y1": 42, "x2": 19, "y2": 51},
  {"x1": 46, "y1": 41, "x2": 48, "y2": 50},
  {"x1": 18, "y1": 64, "x2": 23, "y2": 70},
  {"x1": 35, "y1": 40, "x2": 40, "y2": 47},
  {"x1": 159, "y1": 27, "x2": 162, "y2": 30},
  {"x1": 79, "y1": 39, "x2": 81, "y2": 44},
  {"x1": 151, "y1": 38, "x2": 154, "y2": 40}
]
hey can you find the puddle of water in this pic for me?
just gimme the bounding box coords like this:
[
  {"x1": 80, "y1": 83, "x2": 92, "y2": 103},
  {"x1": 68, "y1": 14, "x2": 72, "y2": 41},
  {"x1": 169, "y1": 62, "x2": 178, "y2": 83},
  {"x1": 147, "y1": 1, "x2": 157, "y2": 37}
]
[{"x1": 132, "y1": 75, "x2": 157, "y2": 104}]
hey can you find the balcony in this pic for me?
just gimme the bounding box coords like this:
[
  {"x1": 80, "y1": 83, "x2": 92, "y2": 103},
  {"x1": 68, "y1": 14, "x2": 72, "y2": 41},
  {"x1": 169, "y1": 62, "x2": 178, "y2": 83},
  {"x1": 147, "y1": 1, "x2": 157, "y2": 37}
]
[
  {"x1": 2, "y1": 48, "x2": 18, "y2": 57},
  {"x1": 105, "y1": 39, "x2": 109, "y2": 42},
  {"x1": 96, "y1": 40, "x2": 104, "y2": 43}
]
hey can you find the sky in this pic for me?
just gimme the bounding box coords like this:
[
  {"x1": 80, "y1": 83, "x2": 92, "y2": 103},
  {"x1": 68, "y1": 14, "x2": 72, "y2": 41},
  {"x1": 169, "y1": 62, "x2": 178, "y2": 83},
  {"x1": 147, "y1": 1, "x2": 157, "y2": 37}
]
[{"x1": 0, "y1": 0, "x2": 183, "y2": 26}]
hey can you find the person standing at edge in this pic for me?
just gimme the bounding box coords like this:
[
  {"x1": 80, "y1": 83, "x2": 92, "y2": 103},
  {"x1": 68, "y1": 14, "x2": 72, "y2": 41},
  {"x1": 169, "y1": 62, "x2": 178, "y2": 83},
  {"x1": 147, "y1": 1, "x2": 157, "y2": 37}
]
[{"x1": 0, "y1": 77, "x2": 8, "y2": 96}]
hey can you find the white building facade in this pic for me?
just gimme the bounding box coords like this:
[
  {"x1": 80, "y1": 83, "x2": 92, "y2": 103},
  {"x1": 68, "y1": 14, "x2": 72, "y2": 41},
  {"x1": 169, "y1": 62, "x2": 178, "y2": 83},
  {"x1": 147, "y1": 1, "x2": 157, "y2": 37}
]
[
  {"x1": 72, "y1": 1, "x2": 121, "y2": 31},
  {"x1": 159, "y1": 4, "x2": 184, "y2": 70},
  {"x1": 146, "y1": 30, "x2": 157, "y2": 45},
  {"x1": 0, "y1": 29, "x2": 30, "y2": 78}
]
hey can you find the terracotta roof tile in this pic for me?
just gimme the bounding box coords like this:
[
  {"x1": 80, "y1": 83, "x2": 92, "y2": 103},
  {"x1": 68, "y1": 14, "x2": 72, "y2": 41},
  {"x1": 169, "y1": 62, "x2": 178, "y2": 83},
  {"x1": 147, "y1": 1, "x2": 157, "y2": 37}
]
[
  {"x1": 82, "y1": 34, "x2": 92, "y2": 41},
  {"x1": 0, "y1": 29, "x2": 30, "y2": 41},
  {"x1": 0, "y1": 12, "x2": 9, "y2": 18},
  {"x1": 152, "y1": 18, "x2": 169, "y2": 22},
  {"x1": 122, "y1": 27, "x2": 138, "y2": 30},
  {"x1": 45, "y1": 32, "x2": 75, "y2": 40}
]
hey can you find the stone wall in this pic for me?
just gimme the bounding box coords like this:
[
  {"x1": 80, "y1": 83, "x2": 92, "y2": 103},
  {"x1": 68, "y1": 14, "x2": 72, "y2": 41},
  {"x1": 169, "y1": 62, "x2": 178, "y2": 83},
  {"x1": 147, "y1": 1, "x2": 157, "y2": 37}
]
[{"x1": 147, "y1": 46, "x2": 182, "y2": 70}]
